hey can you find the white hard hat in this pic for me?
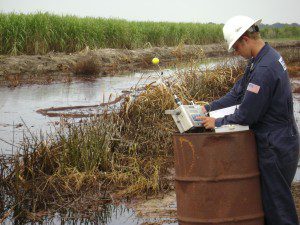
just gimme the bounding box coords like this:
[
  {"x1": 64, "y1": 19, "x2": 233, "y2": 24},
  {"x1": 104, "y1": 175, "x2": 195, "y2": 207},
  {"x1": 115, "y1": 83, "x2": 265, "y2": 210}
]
[{"x1": 223, "y1": 15, "x2": 262, "y2": 52}]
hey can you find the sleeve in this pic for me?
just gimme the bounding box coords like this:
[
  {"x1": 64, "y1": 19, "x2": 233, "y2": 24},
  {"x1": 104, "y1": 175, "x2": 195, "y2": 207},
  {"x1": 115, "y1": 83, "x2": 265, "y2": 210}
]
[
  {"x1": 215, "y1": 67, "x2": 274, "y2": 127},
  {"x1": 204, "y1": 76, "x2": 245, "y2": 112}
]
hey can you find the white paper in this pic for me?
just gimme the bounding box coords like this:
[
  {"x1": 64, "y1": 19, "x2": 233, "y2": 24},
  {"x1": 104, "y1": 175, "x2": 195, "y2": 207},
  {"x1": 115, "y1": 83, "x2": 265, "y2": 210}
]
[
  {"x1": 209, "y1": 105, "x2": 239, "y2": 118},
  {"x1": 215, "y1": 124, "x2": 249, "y2": 133}
]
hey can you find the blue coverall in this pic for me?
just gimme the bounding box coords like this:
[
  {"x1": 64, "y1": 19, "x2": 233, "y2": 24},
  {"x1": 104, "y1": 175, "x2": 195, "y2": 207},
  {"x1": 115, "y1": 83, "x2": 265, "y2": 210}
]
[{"x1": 204, "y1": 43, "x2": 300, "y2": 224}]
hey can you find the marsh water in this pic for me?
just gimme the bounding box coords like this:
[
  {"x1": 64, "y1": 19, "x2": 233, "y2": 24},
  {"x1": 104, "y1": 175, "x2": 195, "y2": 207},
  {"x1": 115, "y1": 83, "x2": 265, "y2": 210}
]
[
  {"x1": 2, "y1": 203, "x2": 177, "y2": 225},
  {"x1": 0, "y1": 69, "x2": 174, "y2": 154},
  {"x1": 0, "y1": 59, "x2": 223, "y2": 154}
]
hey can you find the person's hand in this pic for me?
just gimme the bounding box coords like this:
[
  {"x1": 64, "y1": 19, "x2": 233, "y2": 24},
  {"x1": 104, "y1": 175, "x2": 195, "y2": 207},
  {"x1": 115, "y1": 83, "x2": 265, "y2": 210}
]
[{"x1": 199, "y1": 116, "x2": 216, "y2": 129}]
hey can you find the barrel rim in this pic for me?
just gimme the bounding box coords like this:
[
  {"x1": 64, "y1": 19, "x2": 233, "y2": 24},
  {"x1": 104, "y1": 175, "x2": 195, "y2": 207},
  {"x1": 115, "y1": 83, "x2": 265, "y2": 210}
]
[
  {"x1": 175, "y1": 171, "x2": 260, "y2": 182},
  {"x1": 173, "y1": 130, "x2": 253, "y2": 137},
  {"x1": 178, "y1": 212, "x2": 264, "y2": 223}
]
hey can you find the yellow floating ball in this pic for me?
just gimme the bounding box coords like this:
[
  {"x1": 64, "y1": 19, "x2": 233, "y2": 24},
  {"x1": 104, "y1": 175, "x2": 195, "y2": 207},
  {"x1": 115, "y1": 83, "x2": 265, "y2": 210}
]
[{"x1": 152, "y1": 57, "x2": 159, "y2": 65}]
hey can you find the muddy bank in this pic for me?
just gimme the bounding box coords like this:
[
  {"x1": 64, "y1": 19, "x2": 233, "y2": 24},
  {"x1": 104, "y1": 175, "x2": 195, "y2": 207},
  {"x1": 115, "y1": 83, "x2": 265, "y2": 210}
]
[
  {"x1": 0, "y1": 40, "x2": 299, "y2": 87},
  {"x1": 129, "y1": 182, "x2": 300, "y2": 224}
]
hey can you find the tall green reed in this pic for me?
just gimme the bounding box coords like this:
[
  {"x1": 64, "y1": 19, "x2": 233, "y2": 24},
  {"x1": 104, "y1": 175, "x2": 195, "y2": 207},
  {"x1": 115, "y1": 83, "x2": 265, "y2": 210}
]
[
  {"x1": 1, "y1": 12, "x2": 298, "y2": 55},
  {"x1": 0, "y1": 13, "x2": 224, "y2": 54}
]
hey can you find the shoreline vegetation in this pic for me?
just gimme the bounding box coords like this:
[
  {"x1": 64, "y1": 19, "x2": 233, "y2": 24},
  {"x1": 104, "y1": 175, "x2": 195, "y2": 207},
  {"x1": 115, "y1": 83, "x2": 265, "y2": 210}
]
[
  {"x1": 0, "y1": 12, "x2": 299, "y2": 55},
  {"x1": 0, "y1": 40, "x2": 299, "y2": 87},
  {"x1": 0, "y1": 12, "x2": 300, "y2": 223}
]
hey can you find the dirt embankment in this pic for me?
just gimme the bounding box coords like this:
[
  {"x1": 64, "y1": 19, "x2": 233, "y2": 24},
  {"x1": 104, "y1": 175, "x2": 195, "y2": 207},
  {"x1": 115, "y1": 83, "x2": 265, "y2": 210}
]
[{"x1": 0, "y1": 40, "x2": 299, "y2": 87}]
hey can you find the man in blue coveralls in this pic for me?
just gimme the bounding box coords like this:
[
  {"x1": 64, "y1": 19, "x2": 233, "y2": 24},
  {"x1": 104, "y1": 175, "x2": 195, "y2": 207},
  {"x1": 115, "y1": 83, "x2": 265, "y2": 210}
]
[{"x1": 200, "y1": 15, "x2": 300, "y2": 224}]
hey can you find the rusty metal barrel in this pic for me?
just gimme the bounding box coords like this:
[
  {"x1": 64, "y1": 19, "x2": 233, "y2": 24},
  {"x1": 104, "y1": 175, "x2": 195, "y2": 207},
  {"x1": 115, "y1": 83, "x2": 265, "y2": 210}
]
[{"x1": 173, "y1": 130, "x2": 264, "y2": 225}]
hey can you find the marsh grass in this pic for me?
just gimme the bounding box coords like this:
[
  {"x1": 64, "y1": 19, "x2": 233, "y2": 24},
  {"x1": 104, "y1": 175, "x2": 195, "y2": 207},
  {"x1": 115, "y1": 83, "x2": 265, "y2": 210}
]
[
  {"x1": 260, "y1": 26, "x2": 300, "y2": 40},
  {"x1": 277, "y1": 47, "x2": 300, "y2": 78},
  {"x1": 278, "y1": 47, "x2": 300, "y2": 64},
  {"x1": 0, "y1": 12, "x2": 223, "y2": 55},
  {"x1": 1, "y1": 12, "x2": 299, "y2": 55}
]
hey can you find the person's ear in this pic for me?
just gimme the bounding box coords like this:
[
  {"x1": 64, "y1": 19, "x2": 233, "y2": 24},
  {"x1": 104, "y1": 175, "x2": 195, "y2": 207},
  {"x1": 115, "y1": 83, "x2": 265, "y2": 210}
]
[{"x1": 242, "y1": 35, "x2": 250, "y2": 43}]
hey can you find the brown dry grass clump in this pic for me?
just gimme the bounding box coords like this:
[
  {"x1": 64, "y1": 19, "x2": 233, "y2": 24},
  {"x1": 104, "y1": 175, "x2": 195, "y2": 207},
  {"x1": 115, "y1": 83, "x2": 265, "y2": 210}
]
[
  {"x1": 278, "y1": 47, "x2": 300, "y2": 64},
  {"x1": 73, "y1": 52, "x2": 102, "y2": 75},
  {"x1": 288, "y1": 65, "x2": 300, "y2": 78},
  {"x1": 1, "y1": 116, "x2": 119, "y2": 223},
  {"x1": 176, "y1": 60, "x2": 244, "y2": 103},
  {"x1": 278, "y1": 47, "x2": 300, "y2": 78}
]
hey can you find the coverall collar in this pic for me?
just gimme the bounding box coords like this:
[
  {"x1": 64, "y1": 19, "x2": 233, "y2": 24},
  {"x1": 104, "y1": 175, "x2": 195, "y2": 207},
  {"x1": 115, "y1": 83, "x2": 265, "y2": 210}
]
[{"x1": 250, "y1": 42, "x2": 269, "y2": 72}]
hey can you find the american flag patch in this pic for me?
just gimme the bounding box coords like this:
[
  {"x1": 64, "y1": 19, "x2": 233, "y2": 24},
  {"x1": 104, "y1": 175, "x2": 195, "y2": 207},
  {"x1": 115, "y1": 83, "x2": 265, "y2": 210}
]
[{"x1": 247, "y1": 83, "x2": 260, "y2": 94}]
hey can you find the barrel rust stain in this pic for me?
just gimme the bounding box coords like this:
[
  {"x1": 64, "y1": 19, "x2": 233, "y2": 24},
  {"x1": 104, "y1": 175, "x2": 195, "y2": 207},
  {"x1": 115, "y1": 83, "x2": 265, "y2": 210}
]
[{"x1": 178, "y1": 137, "x2": 196, "y2": 176}]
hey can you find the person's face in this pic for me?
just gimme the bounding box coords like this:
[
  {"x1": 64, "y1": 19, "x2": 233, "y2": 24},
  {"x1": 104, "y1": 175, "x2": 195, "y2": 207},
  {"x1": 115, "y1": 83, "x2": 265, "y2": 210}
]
[{"x1": 232, "y1": 37, "x2": 252, "y2": 59}]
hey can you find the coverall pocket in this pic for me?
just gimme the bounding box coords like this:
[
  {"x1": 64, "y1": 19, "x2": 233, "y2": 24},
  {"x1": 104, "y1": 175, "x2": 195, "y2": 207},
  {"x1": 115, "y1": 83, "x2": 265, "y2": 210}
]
[
  {"x1": 255, "y1": 133, "x2": 273, "y2": 159},
  {"x1": 271, "y1": 135, "x2": 299, "y2": 164},
  {"x1": 278, "y1": 157, "x2": 298, "y2": 186}
]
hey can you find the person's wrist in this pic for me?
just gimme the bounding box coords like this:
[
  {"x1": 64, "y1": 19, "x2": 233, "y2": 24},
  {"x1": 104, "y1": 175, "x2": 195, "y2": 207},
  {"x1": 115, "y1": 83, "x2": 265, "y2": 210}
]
[{"x1": 215, "y1": 118, "x2": 223, "y2": 127}]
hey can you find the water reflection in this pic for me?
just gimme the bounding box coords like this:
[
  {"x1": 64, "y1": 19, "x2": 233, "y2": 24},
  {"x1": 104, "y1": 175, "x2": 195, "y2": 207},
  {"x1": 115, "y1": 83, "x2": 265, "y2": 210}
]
[
  {"x1": 0, "y1": 70, "x2": 174, "y2": 153},
  {"x1": 1, "y1": 204, "x2": 142, "y2": 225},
  {"x1": 45, "y1": 204, "x2": 141, "y2": 225}
]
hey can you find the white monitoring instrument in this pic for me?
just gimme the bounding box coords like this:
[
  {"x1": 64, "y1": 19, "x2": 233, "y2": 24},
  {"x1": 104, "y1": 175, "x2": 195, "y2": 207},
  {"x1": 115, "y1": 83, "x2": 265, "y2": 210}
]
[{"x1": 165, "y1": 99, "x2": 249, "y2": 133}]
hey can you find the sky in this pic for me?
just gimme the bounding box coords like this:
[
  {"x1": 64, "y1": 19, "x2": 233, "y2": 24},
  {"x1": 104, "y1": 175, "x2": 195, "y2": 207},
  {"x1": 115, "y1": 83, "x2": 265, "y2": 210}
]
[{"x1": 0, "y1": 0, "x2": 299, "y2": 25}]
